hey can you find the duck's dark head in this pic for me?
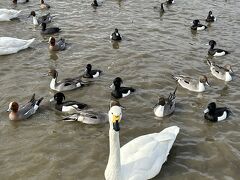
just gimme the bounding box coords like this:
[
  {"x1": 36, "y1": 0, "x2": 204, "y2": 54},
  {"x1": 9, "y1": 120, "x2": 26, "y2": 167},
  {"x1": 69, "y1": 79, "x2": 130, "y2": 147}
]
[
  {"x1": 48, "y1": 37, "x2": 56, "y2": 46},
  {"x1": 158, "y1": 96, "x2": 166, "y2": 106},
  {"x1": 85, "y1": 64, "x2": 92, "y2": 72},
  {"x1": 41, "y1": 22, "x2": 47, "y2": 30},
  {"x1": 54, "y1": 92, "x2": 65, "y2": 104},
  {"x1": 209, "y1": 40, "x2": 216, "y2": 48},
  {"x1": 30, "y1": 11, "x2": 36, "y2": 17},
  {"x1": 113, "y1": 77, "x2": 123, "y2": 87},
  {"x1": 208, "y1": 11, "x2": 212, "y2": 16},
  {"x1": 193, "y1": 19, "x2": 200, "y2": 25},
  {"x1": 13, "y1": 0, "x2": 17, "y2": 4},
  {"x1": 114, "y1": 28, "x2": 119, "y2": 33},
  {"x1": 207, "y1": 102, "x2": 216, "y2": 113},
  {"x1": 7, "y1": 102, "x2": 19, "y2": 113},
  {"x1": 48, "y1": 69, "x2": 58, "y2": 79}
]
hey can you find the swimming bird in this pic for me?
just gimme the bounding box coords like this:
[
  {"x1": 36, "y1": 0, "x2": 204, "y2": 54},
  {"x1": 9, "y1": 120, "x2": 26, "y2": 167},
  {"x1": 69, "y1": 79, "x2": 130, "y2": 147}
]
[
  {"x1": 105, "y1": 105, "x2": 180, "y2": 180},
  {"x1": 29, "y1": 11, "x2": 53, "y2": 26},
  {"x1": 83, "y1": 64, "x2": 102, "y2": 78},
  {"x1": 48, "y1": 37, "x2": 66, "y2": 51},
  {"x1": 208, "y1": 40, "x2": 229, "y2": 57},
  {"x1": 110, "y1": 77, "x2": 135, "y2": 99},
  {"x1": 50, "y1": 92, "x2": 87, "y2": 113},
  {"x1": 207, "y1": 60, "x2": 233, "y2": 81},
  {"x1": 7, "y1": 94, "x2": 44, "y2": 120},
  {"x1": 41, "y1": 22, "x2": 61, "y2": 35},
  {"x1": 91, "y1": 0, "x2": 103, "y2": 7},
  {"x1": 173, "y1": 75, "x2": 209, "y2": 92},
  {"x1": 153, "y1": 86, "x2": 177, "y2": 117},
  {"x1": 206, "y1": 11, "x2": 216, "y2": 22},
  {"x1": 204, "y1": 102, "x2": 231, "y2": 122},
  {"x1": 0, "y1": 37, "x2": 35, "y2": 55},
  {"x1": 110, "y1": 28, "x2": 122, "y2": 41},
  {"x1": 166, "y1": 0, "x2": 175, "y2": 4},
  {"x1": 0, "y1": 9, "x2": 21, "y2": 21},
  {"x1": 48, "y1": 69, "x2": 89, "y2": 92},
  {"x1": 191, "y1": 19, "x2": 207, "y2": 30},
  {"x1": 13, "y1": 0, "x2": 29, "y2": 4},
  {"x1": 40, "y1": 0, "x2": 50, "y2": 9}
]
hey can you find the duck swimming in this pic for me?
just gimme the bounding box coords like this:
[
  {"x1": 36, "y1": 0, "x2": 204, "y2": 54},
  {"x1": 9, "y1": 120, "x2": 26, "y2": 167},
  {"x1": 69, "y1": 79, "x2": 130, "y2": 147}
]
[
  {"x1": 0, "y1": 37, "x2": 35, "y2": 55},
  {"x1": 13, "y1": 0, "x2": 29, "y2": 4},
  {"x1": 208, "y1": 40, "x2": 229, "y2": 57},
  {"x1": 83, "y1": 64, "x2": 102, "y2": 78},
  {"x1": 50, "y1": 92, "x2": 87, "y2": 113},
  {"x1": 91, "y1": 0, "x2": 103, "y2": 7},
  {"x1": 40, "y1": 0, "x2": 50, "y2": 9},
  {"x1": 48, "y1": 37, "x2": 66, "y2": 51},
  {"x1": 0, "y1": 9, "x2": 21, "y2": 21},
  {"x1": 105, "y1": 105, "x2": 179, "y2": 180},
  {"x1": 110, "y1": 28, "x2": 122, "y2": 41},
  {"x1": 7, "y1": 94, "x2": 44, "y2": 120},
  {"x1": 110, "y1": 77, "x2": 135, "y2": 99},
  {"x1": 153, "y1": 86, "x2": 177, "y2": 117},
  {"x1": 206, "y1": 11, "x2": 216, "y2": 22},
  {"x1": 191, "y1": 19, "x2": 207, "y2": 30},
  {"x1": 48, "y1": 69, "x2": 89, "y2": 92},
  {"x1": 29, "y1": 11, "x2": 53, "y2": 26},
  {"x1": 166, "y1": 0, "x2": 175, "y2": 4},
  {"x1": 204, "y1": 102, "x2": 231, "y2": 122},
  {"x1": 41, "y1": 22, "x2": 61, "y2": 35}
]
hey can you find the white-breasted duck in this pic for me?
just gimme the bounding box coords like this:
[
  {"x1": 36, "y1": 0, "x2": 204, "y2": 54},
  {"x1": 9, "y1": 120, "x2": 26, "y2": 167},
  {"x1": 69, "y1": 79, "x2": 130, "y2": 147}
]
[
  {"x1": 191, "y1": 19, "x2": 207, "y2": 30},
  {"x1": 29, "y1": 11, "x2": 53, "y2": 26},
  {"x1": 153, "y1": 86, "x2": 177, "y2": 117},
  {"x1": 204, "y1": 102, "x2": 231, "y2": 122},
  {"x1": 208, "y1": 40, "x2": 229, "y2": 57},
  {"x1": 83, "y1": 64, "x2": 102, "y2": 78},
  {"x1": 207, "y1": 60, "x2": 233, "y2": 82},
  {"x1": 48, "y1": 69, "x2": 89, "y2": 92},
  {"x1": 40, "y1": 0, "x2": 50, "y2": 9},
  {"x1": 206, "y1": 11, "x2": 216, "y2": 22},
  {"x1": 110, "y1": 28, "x2": 122, "y2": 41},
  {"x1": 50, "y1": 92, "x2": 87, "y2": 113},
  {"x1": 7, "y1": 94, "x2": 44, "y2": 120},
  {"x1": 41, "y1": 22, "x2": 61, "y2": 35},
  {"x1": 111, "y1": 77, "x2": 135, "y2": 99},
  {"x1": 48, "y1": 37, "x2": 66, "y2": 51},
  {"x1": 173, "y1": 75, "x2": 209, "y2": 92}
]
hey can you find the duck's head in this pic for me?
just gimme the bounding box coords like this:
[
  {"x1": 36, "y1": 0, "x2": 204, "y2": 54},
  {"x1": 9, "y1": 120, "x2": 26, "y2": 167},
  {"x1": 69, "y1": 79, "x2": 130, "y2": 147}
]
[
  {"x1": 29, "y1": 11, "x2": 36, "y2": 17},
  {"x1": 41, "y1": 22, "x2": 47, "y2": 30},
  {"x1": 7, "y1": 102, "x2": 19, "y2": 113},
  {"x1": 85, "y1": 64, "x2": 92, "y2": 72},
  {"x1": 158, "y1": 96, "x2": 166, "y2": 106},
  {"x1": 209, "y1": 40, "x2": 216, "y2": 47},
  {"x1": 200, "y1": 75, "x2": 210, "y2": 86},
  {"x1": 108, "y1": 106, "x2": 122, "y2": 131},
  {"x1": 204, "y1": 102, "x2": 216, "y2": 113},
  {"x1": 48, "y1": 69, "x2": 58, "y2": 79},
  {"x1": 41, "y1": 0, "x2": 45, "y2": 4},
  {"x1": 13, "y1": 0, "x2": 17, "y2": 4},
  {"x1": 50, "y1": 92, "x2": 65, "y2": 103},
  {"x1": 193, "y1": 19, "x2": 200, "y2": 25},
  {"x1": 208, "y1": 11, "x2": 213, "y2": 16},
  {"x1": 224, "y1": 64, "x2": 233, "y2": 73},
  {"x1": 110, "y1": 77, "x2": 123, "y2": 89},
  {"x1": 114, "y1": 28, "x2": 119, "y2": 34},
  {"x1": 48, "y1": 37, "x2": 56, "y2": 46}
]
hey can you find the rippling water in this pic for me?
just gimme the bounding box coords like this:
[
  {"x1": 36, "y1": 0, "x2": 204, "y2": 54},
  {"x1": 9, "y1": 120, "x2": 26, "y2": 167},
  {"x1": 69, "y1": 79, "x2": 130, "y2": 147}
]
[{"x1": 0, "y1": 0, "x2": 240, "y2": 179}]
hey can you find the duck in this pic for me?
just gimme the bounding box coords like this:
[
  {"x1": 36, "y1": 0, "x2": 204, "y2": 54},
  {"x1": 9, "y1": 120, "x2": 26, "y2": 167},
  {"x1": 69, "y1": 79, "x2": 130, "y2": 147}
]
[
  {"x1": 166, "y1": 0, "x2": 175, "y2": 4},
  {"x1": 13, "y1": 0, "x2": 29, "y2": 4},
  {"x1": 28, "y1": 11, "x2": 53, "y2": 26},
  {"x1": 204, "y1": 102, "x2": 231, "y2": 122},
  {"x1": 0, "y1": 9, "x2": 21, "y2": 21},
  {"x1": 48, "y1": 69, "x2": 89, "y2": 92},
  {"x1": 153, "y1": 86, "x2": 177, "y2": 117},
  {"x1": 48, "y1": 37, "x2": 66, "y2": 51},
  {"x1": 110, "y1": 77, "x2": 135, "y2": 99},
  {"x1": 105, "y1": 105, "x2": 180, "y2": 180},
  {"x1": 40, "y1": 0, "x2": 50, "y2": 9},
  {"x1": 173, "y1": 75, "x2": 209, "y2": 92},
  {"x1": 91, "y1": 0, "x2": 103, "y2": 7},
  {"x1": 206, "y1": 11, "x2": 216, "y2": 22},
  {"x1": 0, "y1": 37, "x2": 35, "y2": 55},
  {"x1": 50, "y1": 92, "x2": 87, "y2": 113},
  {"x1": 191, "y1": 19, "x2": 207, "y2": 30},
  {"x1": 83, "y1": 64, "x2": 102, "y2": 78},
  {"x1": 208, "y1": 40, "x2": 229, "y2": 57},
  {"x1": 41, "y1": 22, "x2": 61, "y2": 35},
  {"x1": 207, "y1": 60, "x2": 233, "y2": 82},
  {"x1": 7, "y1": 94, "x2": 44, "y2": 120},
  {"x1": 110, "y1": 28, "x2": 122, "y2": 41}
]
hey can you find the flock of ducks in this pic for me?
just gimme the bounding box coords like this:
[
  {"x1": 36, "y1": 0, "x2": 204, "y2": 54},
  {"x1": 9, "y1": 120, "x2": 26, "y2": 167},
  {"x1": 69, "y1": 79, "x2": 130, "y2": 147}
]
[{"x1": 0, "y1": 0, "x2": 234, "y2": 179}]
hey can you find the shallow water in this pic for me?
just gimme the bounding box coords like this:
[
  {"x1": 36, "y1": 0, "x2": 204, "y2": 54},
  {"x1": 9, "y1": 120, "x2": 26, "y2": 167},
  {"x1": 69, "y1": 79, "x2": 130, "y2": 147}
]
[{"x1": 0, "y1": 0, "x2": 240, "y2": 179}]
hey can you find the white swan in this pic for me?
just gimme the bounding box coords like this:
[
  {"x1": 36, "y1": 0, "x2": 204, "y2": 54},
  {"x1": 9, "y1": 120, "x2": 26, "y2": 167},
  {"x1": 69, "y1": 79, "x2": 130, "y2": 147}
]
[
  {"x1": 0, "y1": 9, "x2": 21, "y2": 21},
  {"x1": 0, "y1": 37, "x2": 35, "y2": 55},
  {"x1": 105, "y1": 106, "x2": 180, "y2": 180}
]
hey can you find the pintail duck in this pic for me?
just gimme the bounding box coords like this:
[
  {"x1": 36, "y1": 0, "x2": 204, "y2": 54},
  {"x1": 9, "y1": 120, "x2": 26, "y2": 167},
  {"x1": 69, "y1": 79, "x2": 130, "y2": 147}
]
[
  {"x1": 206, "y1": 11, "x2": 216, "y2": 22},
  {"x1": 207, "y1": 60, "x2": 233, "y2": 82},
  {"x1": 208, "y1": 40, "x2": 229, "y2": 57},
  {"x1": 29, "y1": 11, "x2": 53, "y2": 26},
  {"x1": 110, "y1": 77, "x2": 135, "y2": 99},
  {"x1": 48, "y1": 37, "x2": 66, "y2": 51},
  {"x1": 83, "y1": 64, "x2": 102, "y2": 78},
  {"x1": 204, "y1": 102, "x2": 231, "y2": 122},
  {"x1": 0, "y1": 37, "x2": 35, "y2": 55},
  {"x1": 110, "y1": 28, "x2": 122, "y2": 41},
  {"x1": 40, "y1": 0, "x2": 50, "y2": 9},
  {"x1": 7, "y1": 94, "x2": 44, "y2": 120},
  {"x1": 50, "y1": 92, "x2": 87, "y2": 113},
  {"x1": 173, "y1": 75, "x2": 209, "y2": 92},
  {"x1": 0, "y1": 9, "x2": 21, "y2": 21},
  {"x1": 41, "y1": 22, "x2": 61, "y2": 35},
  {"x1": 191, "y1": 19, "x2": 207, "y2": 30},
  {"x1": 153, "y1": 86, "x2": 177, "y2": 117},
  {"x1": 48, "y1": 69, "x2": 89, "y2": 92}
]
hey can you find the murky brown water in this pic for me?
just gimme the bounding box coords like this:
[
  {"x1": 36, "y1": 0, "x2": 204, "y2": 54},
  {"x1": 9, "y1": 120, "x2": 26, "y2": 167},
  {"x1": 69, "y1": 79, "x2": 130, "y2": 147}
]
[{"x1": 1, "y1": 0, "x2": 240, "y2": 179}]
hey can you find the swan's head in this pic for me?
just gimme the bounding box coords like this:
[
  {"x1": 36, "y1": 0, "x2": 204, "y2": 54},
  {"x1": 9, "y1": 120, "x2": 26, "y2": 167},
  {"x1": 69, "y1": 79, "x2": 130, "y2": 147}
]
[{"x1": 108, "y1": 106, "x2": 122, "y2": 132}]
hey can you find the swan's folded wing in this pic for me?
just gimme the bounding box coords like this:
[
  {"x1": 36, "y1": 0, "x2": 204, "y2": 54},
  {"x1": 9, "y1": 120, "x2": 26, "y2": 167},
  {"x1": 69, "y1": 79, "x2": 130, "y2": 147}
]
[{"x1": 120, "y1": 126, "x2": 179, "y2": 180}]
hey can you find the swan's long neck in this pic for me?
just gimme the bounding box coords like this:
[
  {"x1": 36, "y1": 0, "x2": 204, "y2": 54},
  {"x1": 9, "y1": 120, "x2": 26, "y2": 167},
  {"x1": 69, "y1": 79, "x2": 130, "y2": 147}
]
[{"x1": 105, "y1": 129, "x2": 121, "y2": 180}]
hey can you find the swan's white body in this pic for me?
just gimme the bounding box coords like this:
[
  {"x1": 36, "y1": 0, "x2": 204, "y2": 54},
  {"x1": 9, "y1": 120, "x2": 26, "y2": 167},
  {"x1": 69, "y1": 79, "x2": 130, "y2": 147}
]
[
  {"x1": 0, "y1": 9, "x2": 21, "y2": 21},
  {"x1": 105, "y1": 106, "x2": 179, "y2": 180},
  {"x1": 0, "y1": 37, "x2": 35, "y2": 55}
]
